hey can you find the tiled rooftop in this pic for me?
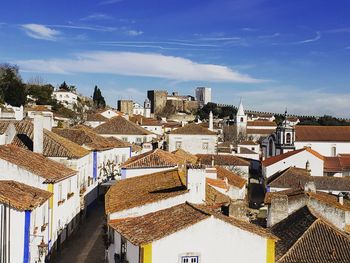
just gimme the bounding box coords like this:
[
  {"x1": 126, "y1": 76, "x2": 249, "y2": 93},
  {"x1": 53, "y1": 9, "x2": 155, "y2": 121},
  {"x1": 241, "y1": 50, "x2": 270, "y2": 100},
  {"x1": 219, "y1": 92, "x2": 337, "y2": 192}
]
[
  {"x1": 169, "y1": 123, "x2": 217, "y2": 135},
  {"x1": 105, "y1": 169, "x2": 188, "y2": 214},
  {"x1": 0, "y1": 180, "x2": 52, "y2": 211},
  {"x1": 94, "y1": 116, "x2": 153, "y2": 135}
]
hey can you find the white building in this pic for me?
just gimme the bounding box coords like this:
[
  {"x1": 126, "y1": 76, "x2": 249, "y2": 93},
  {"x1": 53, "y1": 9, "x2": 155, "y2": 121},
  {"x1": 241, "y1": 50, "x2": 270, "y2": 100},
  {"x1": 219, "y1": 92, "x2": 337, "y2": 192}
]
[
  {"x1": 94, "y1": 116, "x2": 157, "y2": 145},
  {"x1": 195, "y1": 87, "x2": 211, "y2": 107},
  {"x1": 0, "y1": 104, "x2": 24, "y2": 120},
  {"x1": 53, "y1": 125, "x2": 132, "y2": 182},
  {"x1": 0, "y1": 145, "x2": 80, "y2": 259},
  {"x1": 262, "y1": 147, "x2": 324, "y2": 178},
  {"x1": 129, "y1": 115, "x2": 164, "y2": 136},
  {"x1": 52, "y1": 89, "x2": 78, "y2": 109},
  {"x1": 168, "y1": 123, "x2": 218, "y2": 154},
  {"x1": 0, "y1": 180, "x2": 52, "y2": 263},
  {"x1": 107, "y1": 203, "x2": 276, "y2": 263},
  {"x1": 120, "y1": 148, "x2": 181, "y2": 179},
  {"x1": 263, "y1": 125, "x2": 350, "y2": 159}
]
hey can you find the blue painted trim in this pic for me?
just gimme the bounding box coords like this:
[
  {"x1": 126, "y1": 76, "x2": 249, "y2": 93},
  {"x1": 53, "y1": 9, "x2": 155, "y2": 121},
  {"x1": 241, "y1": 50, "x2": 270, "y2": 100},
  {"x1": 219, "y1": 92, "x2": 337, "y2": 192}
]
[
  {"x1": 93, "y1": 151, "x2": 98, "y2": 181},
  {"x1": 23, "y1": 210, "x2": 31, "y2": 263},
  {"x1": 129, "y1": 146, "x2": 132, "y2": 158}
]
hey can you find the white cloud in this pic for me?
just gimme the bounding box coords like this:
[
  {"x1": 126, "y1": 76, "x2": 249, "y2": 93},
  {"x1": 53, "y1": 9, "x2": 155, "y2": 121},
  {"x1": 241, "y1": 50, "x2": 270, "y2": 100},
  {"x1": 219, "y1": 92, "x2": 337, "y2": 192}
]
[
  {"x1": 80, "y1": 13, "x2": 113, "y2": 21},
  {"x1": 22, "y1": 24, "x2": 60, "y2": 41},
  {"x1": 126, "y1": 30, "x2": 144, "y2": 36},
  {"x1": 296, "y1": 31, "x2": 321, "y2": 44},
  {"x1": 15, "y1": 51, "x2": 265, "y2": 83}
]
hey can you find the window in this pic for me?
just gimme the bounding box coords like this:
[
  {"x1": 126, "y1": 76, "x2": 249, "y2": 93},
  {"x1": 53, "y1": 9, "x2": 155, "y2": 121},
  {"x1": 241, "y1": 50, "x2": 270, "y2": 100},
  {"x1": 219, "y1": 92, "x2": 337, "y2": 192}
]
[
  {"x1": 286, "y1": 133, "x2": 291, "y2": 144},
  {"x1": 42, "y1": 203, "x2": 47, "y2": 224},
  {"x1": 58, "y1": 183, "x2": 62, "y2": 201},
  {"x1": 176, "y1": 141, "x2": 182, "y2": 149},
  {"x1": 68, "y1": 179, "x2": 72, "y2": 194},
  {"x1": 121, "y1": 236, "x2": 127, "y2": 261},
  {"x1": 136, "y1": 137, "x2": 142, "y2": 143},
  {"x1": 240, "y1": 117, "x2": 244, "y2": 122},
  {"x1": 202, "y1": 142, "x2": 209, "y2": 150},
  {"x1": 122, "y1": 137, "x2": 128, "y2": 142},
  {"x1": 181, "y1": 256, "x2": 198, "y2": 263},
  {"x1": 331, "y1": 146, "x2": 337, "y2": 157}
]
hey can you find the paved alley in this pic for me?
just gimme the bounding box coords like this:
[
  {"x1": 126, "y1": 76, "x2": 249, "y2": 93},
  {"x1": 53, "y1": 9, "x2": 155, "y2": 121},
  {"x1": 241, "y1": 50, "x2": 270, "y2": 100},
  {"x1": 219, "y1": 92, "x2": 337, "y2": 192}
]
[{"x1": 52, "y1": 201, "x2": 106, "y2": 263}]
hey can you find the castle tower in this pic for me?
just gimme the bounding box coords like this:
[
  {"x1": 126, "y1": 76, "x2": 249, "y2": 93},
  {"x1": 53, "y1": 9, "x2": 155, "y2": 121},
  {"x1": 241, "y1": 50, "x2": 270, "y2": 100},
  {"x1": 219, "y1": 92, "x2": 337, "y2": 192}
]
[
  {"x1": 235, "y1": 99, "x2": 247, "y2": 137},
  {"x1": 144, "y1": 98, "x2": 151, "y2": 118}
]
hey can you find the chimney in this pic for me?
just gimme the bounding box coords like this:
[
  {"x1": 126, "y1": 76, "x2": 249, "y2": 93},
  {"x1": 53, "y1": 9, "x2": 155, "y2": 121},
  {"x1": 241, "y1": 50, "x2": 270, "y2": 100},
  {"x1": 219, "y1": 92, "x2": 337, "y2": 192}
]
[
  {"x1": 267, "y1": 195, "x2": 288, "y2": 227},
  {"x1": 304, "y1": 181, "x2": 316, "y2": 193},
  {"x1": 33, "y1": 113, "x2": 44, "y2": 154},
  {"x1": 338, "y1": 193, "x2": 344, "y2": 205},
  {"x1": 211, "y1": 155, "x2": 215, "y2": 166},
  {"x1": 209, "y1": 111, "x2": 213, "y2": 131},
  {"x1": 305, "y1": 160, "x2": 311, "y2": 173}
]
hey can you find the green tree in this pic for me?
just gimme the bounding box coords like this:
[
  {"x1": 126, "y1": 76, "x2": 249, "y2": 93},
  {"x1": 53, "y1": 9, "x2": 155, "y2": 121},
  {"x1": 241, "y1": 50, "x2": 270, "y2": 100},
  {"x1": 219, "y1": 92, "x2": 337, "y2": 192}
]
[
  {"x1": 92, "y1": 85, "x2": 106, "y2": 109},
  {"x1": 59, "y1": 81, "x2": 70, "y2": 91},
  {"x1": 0, "y1": 64, "x2": 26, "y2": 106},
  {"x1": 26, "y1": 84, "x2": 54, "y2": 105}
]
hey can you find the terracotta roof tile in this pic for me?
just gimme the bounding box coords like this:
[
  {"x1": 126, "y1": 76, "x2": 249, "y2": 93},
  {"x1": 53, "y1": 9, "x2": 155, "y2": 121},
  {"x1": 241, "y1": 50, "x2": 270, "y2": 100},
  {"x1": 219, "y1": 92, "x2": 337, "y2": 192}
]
[
  {"x1": 0, "y1": 121, "x2": 11, "y2": 134},
  {"x1": 271, "y1": 206, "x2": 350, "y2": 263},
  {"x1": 12, "y1": 120, "x2": 89, "y2": 158},
  {"x1": 105, "y1": 169, "x2": 188, "y2": 214},
  {"x1": 169, "y1": 123, "x2": 217, "y2": 135},
  {"x1": 94, "y1": 116, "x2": 153, "y2": 135},
  {"x1": 205, "y1": 184, "x2": 230, "y2": 204},
  {"x1": 0, "y1": 145, "x2": 76, "y2": 183},
  {"x1": 239, "y1": 140, "x2": 258, "y2": 146},
  {"x1": 246, "y1": 128, "x2": 275, "y2": 135},
  {"x1": 108, "y1": 203, "x2": 209, "y2": 245},
  {"x1": 172, "y1": 148, "x2": 198, "y2": 164},
  {"x1": 196, "y1": 154, "x2": 250, "y2": 166},
  {"x1": 296, "y1": 125, "x2": 350, "y2": 142},
  {"x1": 53, "y1": 126, "x2": 130, "y2": 151},
  {"x1": 86, "y1": 113, "x2": 108, "y2": 122},
  {"x1": 267, "y1": 167, "x2": 350, "y2": 193},
  {"x1": 247, "y1": 121, "x2": 277, "y2": 127},
  {"x1": 129, "y1": 115, "x2": 162, "y2": 126},
  {"x1": 121, "y1": 149, "x2": 181, "y2": 169},
  {"x1": 324, "y1": 156, "x2": 350, "y2": 172},
  {"x1": 262, "y1": 147, "x2": 323, "y2": 167},
  {"x1": 206, "y1": 178, "x2": 228, "y2": 190},
  {"x1": 109, "y1": 202, "x2": 276, "y2": 246},
  {"x1": 27, "y1": 105, "x2": 51, "y2": 112},
  {"x1": 215, "y1": 166, "x2": 247, "y2": 188},
  {"x1": 0, "y1": 180, "x2": 52, "y2": 211}
]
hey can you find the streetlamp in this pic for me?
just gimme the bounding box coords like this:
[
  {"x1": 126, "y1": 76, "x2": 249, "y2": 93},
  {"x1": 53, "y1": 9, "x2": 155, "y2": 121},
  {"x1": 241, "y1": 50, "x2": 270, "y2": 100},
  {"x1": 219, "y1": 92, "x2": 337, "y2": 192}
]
[{"x1": 37, "y1": 238, "x2": 48, "y2": 262}]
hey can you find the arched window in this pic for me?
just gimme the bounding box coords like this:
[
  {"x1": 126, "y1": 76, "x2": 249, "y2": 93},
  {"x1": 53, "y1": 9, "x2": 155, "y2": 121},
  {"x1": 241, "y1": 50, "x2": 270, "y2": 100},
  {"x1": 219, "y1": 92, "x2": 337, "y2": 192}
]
[
  {"x1": 286, "y1": 133, "x2": 291, "y2": 144},
  {"x1": 240, "y1": 117, "x2": 244, "y2": 122}
]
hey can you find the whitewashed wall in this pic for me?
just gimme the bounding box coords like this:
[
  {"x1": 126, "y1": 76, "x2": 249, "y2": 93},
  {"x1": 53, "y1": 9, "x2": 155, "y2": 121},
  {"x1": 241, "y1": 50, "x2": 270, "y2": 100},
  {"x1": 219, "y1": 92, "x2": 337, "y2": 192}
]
[
  {"x1": 100, "y1": 133, "x2": 157, "y2": 144},
  {"x1": 152, "y1": 217, "x2": 268, "y2": 263},
  {"x1": 121, "y1": 166, "x2": 176, "y2": 179},
  {"x1": 168, "y1": 134, "x2": 217, "y2": 154},
  {"x1": 295, "y1": 141, "x2": 350, "y2": 157},
  {"x1": 263, "y1": 150, "x2": 324, "y2": 178}
]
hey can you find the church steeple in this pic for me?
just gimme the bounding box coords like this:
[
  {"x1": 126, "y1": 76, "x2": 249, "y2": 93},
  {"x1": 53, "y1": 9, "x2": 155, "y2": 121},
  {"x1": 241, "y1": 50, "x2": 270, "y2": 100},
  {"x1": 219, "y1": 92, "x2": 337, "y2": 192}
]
[
  {"x1": 235, "y1": 98, "x2": 247, "y2": 137},
  {"x1": 237, "y1": 98, "x2": 245, "y2": 116}
]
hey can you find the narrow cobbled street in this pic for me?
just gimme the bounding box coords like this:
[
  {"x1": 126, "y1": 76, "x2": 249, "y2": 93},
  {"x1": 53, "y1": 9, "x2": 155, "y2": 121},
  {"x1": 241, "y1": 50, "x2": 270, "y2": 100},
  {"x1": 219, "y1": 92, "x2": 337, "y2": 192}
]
[{"x1": 53, "y1": 200, "x2": 106, "y2": 263}]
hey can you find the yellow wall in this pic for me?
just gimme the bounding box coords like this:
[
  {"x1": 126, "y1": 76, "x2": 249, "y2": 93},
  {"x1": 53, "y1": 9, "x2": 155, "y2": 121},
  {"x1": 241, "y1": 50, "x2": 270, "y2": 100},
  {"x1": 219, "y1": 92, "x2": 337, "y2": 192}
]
[
  {"x1": 47, "y1": 184, "x2": 54, "y2": 241},
  {"x1": 266, "y1": 239, "x2": 275, "y2": 263},
  {"x1": 142, "y1": 243, "x2": 152, "y2": 263}
]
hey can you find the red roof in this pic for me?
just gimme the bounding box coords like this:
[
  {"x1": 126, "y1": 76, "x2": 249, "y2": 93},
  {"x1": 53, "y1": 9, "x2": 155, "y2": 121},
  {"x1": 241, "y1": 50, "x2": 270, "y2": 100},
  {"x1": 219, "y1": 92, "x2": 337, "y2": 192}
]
[
  {"x1": 262, "y1": 147, "x2": 324, "y2": 167},
  {"x1": 296, "y1": 126, "x2": 350, "y2": 142}
]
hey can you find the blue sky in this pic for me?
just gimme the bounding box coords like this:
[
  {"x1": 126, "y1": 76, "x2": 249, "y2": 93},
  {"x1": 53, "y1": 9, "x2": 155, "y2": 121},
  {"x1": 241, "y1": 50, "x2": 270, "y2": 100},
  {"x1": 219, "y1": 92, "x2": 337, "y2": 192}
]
[{"x1": 1, "y1": 0, "x2": 350, "y2": 117}]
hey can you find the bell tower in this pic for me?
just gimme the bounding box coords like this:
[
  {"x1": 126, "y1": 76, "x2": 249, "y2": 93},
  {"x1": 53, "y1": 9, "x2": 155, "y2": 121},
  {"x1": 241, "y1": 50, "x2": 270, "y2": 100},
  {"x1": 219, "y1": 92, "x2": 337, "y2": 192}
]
[
  {"x1": 235, "y1": 98, "x2": 247, "y2": 137},
  {"x1": 275, "y1": 109, "x2": 295, "y2": 155}
]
